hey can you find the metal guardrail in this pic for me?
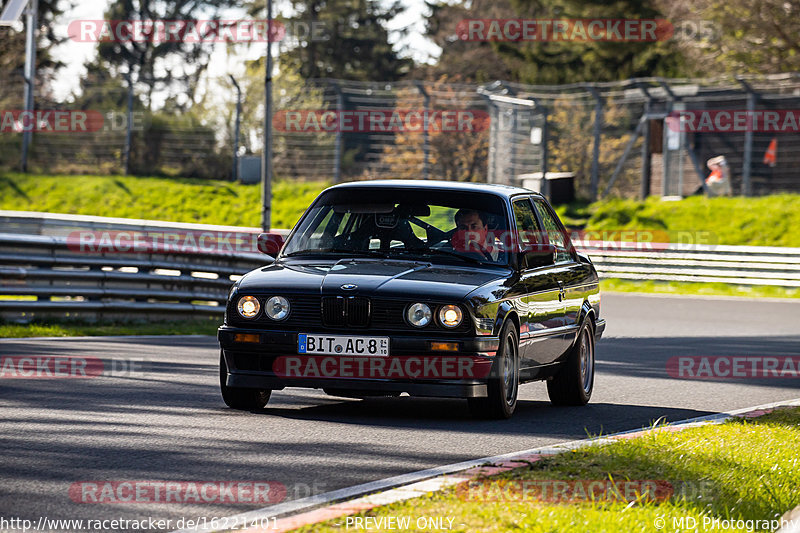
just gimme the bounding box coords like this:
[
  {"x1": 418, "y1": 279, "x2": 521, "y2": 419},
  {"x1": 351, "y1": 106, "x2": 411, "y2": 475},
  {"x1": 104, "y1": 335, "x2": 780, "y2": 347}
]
[
  {"x1": 2, "y1": 211, "x2": 799, "y2": 322},
  {"x1": 0, "y1": 231, "x2": 272, "y2": 322},
  {"x1": 579, "y1": 242, "x2": 800, "y2": 287},
  {"x1": 0, "y1": 211, "x2": 288, "y2": 322}
]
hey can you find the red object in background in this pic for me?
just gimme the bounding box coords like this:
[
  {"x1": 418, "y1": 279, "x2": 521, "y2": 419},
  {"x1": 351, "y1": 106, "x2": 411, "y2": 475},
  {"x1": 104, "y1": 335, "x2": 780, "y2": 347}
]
[{"x1": 763, "y1": 137, "x2": 777, "y2": 167}]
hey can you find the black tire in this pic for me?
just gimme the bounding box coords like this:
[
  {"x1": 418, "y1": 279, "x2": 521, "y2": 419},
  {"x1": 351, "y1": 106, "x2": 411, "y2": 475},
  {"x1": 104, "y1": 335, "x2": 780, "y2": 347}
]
[
  {"x1": 547, "y1": 319, "x2": 595, "y2": 406},
  {"x1": 219, "y1": 352, "x2": 271, "y2": 410},
  {"x1": 468, "y1": 320, "x2": 519, "y2": 419}
]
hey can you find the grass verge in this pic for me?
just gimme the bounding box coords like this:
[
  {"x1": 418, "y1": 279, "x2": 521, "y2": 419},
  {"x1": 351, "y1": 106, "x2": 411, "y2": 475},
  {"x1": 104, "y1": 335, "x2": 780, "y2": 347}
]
[
  {"x1": 0, "y1": 172, "x2": 328, "y2": 229},
  {"x1": 0, "y1": 318, "x2": 220, "y2": 338},
  {"x1": 601, "y1": 278, "x2": 800, "y2": 299},
  {"x1": 297, "y1": 407, "x2": 800, "y2": 532},
  {"x1": 2, "y1": 173, "x2": 800, "y2": 247}
]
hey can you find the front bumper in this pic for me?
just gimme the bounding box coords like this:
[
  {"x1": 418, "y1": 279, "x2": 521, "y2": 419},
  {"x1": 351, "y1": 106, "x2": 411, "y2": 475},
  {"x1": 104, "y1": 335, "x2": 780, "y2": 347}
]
[
  {"x1": 218, "y1": 326, "x2": 499, "y2": 399},
  {"x1": 595, "y1": 318, "x2": 606, "y2": 339}
]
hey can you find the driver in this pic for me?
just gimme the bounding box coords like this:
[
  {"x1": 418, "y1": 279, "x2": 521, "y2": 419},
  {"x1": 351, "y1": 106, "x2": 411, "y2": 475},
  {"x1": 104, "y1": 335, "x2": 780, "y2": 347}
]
[{"x1": 452, "y1": 209, "x2": 498, "y2": 261}]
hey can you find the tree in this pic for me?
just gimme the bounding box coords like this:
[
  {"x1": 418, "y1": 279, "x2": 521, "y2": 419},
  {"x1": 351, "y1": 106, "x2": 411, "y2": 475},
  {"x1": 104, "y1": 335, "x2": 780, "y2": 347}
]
[
  {"x1": 415, "y1": 0, "x2": 522, "y2": 82},
  {"x1": 508, "y1": 0, "x2": 688, "y2": 83},
  {"x1": 95, "y1": 0, "x2": 241, "y2": 110},
  {"x1": 378, "y1": 78, "x2": 490, "y2": 181},
  {"x1": 658, "y1": 0, "x2": 800, "y2": 74},
  {"x1": 0, "y1": 0, "x2": 68, "y2": 106},
  {"x1": 253, "y1": 0, "x2": 413, "y2": 80}
]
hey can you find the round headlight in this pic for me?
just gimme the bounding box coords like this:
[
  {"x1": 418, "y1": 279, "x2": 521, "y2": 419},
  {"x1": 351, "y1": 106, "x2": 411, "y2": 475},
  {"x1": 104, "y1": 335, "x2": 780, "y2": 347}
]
[
  {"x1": 439, "y1": 305, "x2": 463, "y2": 328},
  {"x1": 237, "y1": 296, "x2": 260, "y2": 319},
  {"x1": 265, "y1": 295, "x2": 290, "y2": 321},
  {"x1": 406, "y1": 303, "x2": 432, "y2": 328}
]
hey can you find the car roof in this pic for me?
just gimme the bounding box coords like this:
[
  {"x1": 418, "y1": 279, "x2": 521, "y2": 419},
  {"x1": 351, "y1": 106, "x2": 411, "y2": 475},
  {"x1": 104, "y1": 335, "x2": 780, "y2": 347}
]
[{"x1": 324, "y1": 179, "x2": 540, "y2": 199}]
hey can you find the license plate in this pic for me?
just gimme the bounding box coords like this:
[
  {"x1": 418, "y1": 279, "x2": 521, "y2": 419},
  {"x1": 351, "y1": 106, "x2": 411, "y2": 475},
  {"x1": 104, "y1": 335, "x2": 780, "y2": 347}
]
[{"x1": 298, "y1": 334, "x2": 389, "y2": 356}]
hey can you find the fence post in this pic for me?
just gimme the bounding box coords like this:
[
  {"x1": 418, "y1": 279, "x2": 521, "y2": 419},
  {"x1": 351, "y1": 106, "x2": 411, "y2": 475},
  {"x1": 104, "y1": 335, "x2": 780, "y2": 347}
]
[
  {"x1": 585, "y1": 85, "x2": 603, "y2": 202},
  {"x1": 541, "y1": 107, "x2": 549, "y2": 194},
  {"x1": 332, "y1": 81, "x2": 343, "y2": 183},
  {"x1": 638, "y1": 84, "x2": 653, "y2": 199},
  {"x1": 737, "y1": 77, "x2": 755, "y2": 197},
  {"x1": 415, "y1": 82, "x2": 431, "y2": 180},
  {"x1": 229, "y1": 75, "x2": 242, "y2": 181},
  {"x1": 19, "y1": 0, "x2": 38, "y2": 173},
  {"x1": 123, "y1": 72, "x2": 134, "y2": 175},
  {"x1": 487, "y1": 101, "x2": 497, "y2": 183}
]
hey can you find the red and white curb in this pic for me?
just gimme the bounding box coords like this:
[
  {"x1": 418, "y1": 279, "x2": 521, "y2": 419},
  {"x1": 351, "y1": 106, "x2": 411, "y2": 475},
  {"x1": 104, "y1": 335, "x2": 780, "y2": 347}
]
[{"x1": 173, "y1": 397, "x2": 800, "y2": 533}]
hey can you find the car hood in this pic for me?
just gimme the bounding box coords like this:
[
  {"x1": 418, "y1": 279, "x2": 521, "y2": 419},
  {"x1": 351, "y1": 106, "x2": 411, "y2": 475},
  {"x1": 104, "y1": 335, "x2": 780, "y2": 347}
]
[{"x1": 236, "y1": 258, "x2": 509, "y2": 301}]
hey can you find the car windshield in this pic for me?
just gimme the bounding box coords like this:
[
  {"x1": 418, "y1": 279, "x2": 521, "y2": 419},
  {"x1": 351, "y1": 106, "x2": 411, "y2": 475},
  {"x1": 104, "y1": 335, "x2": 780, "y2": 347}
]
[{"x1": 282, "y1": 187, "x2": 511, "y2": 266}]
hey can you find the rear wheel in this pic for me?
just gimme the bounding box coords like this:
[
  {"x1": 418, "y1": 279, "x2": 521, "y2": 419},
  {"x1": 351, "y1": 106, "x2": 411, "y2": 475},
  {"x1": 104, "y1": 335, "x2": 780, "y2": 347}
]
[
  {"x1": 219, "y1": 352, "x2": 271, "y2": 410},
  {"x1": 468, "y1": 320, "x2": 519, "y2": 419},
  {"x1": 547, "y1": 320, "x2": 595, "y2": 406}
]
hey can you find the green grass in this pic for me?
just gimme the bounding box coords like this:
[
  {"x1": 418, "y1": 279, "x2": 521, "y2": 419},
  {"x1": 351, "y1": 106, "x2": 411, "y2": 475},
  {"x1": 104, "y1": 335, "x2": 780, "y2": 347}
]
[
  {"x1": 581, "y1": 195, "x2": 800, "y2": 248},
  {"x1": 602, "y1": 278, "x2": 800, "y2": 299},
  {"x1": 298, "y1": 408, "x2": 800, "y2": 533},
  {"x1": 0, "y1": 318, "x2": 220, "y2": 338},
  {"x1": 0, "y1": 172, "x2": 328, "y2": 229},
  {"x1": 2, "y1": 173, "x2": 799, "y2": 247}
]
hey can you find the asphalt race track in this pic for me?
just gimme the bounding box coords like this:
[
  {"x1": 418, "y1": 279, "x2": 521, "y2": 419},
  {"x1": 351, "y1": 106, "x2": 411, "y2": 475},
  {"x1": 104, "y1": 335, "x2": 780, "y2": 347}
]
[{"x1": 1, "y1": 293, "x2": 799, "y2": 530}]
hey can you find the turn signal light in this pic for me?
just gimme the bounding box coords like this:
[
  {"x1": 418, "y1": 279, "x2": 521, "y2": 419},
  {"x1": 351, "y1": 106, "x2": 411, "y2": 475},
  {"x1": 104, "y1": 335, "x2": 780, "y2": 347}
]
[
  {"x1": 234, "y1": 333, "x2": 260, "y2": 343},
  {"x1": 430, "y1": 342, "x2": 459, "y2": 352}
]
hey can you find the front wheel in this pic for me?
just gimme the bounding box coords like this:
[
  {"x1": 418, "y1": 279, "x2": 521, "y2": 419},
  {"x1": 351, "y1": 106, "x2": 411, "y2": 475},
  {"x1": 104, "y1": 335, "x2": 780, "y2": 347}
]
[
  {"x1": 219, "y1": 352, "x2": 271, "y2": 410},
  {"x1": 468, "y1": 320, "x2": 519, "y2": 419},
  {"x1": 547, "y1": 320, "x2": 595, "y2": 406}
]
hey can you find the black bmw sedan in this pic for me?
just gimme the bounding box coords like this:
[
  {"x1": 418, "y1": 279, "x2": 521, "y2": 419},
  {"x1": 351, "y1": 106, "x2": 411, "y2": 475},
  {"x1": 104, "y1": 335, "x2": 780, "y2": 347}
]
[{"x1": 218, "y1": 180, "x2": 605, "y2": 419}]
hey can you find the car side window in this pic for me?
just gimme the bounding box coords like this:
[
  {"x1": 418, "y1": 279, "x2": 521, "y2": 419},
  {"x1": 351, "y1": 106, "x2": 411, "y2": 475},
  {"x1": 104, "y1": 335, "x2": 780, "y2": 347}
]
[
  {"x1": 512, "y1": 198, "x2": 542, "y2": 249},
  {"x1": 532, "y1": 199, "x2": 573, "y2": 263}
]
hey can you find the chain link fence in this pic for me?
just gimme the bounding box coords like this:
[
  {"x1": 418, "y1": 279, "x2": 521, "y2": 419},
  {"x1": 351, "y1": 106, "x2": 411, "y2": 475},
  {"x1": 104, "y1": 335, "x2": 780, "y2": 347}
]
[{"x1": 2, "y1": 72, "x2": 800, "y2": 199}]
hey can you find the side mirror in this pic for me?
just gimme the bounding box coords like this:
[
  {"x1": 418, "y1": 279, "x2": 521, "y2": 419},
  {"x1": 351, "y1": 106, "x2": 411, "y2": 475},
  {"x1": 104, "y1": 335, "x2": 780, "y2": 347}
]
[
  {"x1": 520, "y1": 243, "x2": 556, "y2": 269},
  {"x1": 257, "y1": 233, "x2": 285, "y2": 256}
]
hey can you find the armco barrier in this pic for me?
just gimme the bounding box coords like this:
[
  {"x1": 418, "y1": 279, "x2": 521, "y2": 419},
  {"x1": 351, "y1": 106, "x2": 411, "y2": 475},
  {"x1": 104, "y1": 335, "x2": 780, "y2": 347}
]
[
  {"x1": 0, "y1": 212, "x2": 290, "y2": 322},
  {"x1": 580, "y1": 241, "x2": 800, "y2": 287},
  {"x1": 1, "y1": 211, "x2": 799, "y2": 322}
]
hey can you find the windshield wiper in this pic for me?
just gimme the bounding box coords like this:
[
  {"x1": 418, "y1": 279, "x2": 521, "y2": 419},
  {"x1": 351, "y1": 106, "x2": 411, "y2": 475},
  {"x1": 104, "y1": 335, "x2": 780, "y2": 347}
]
[
  {"x1": 414, "y1": 248, "x2": 490, "y2": 265},
  {"x1": 284, "y1": 248, "x2": 387, "y2": 258}
]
